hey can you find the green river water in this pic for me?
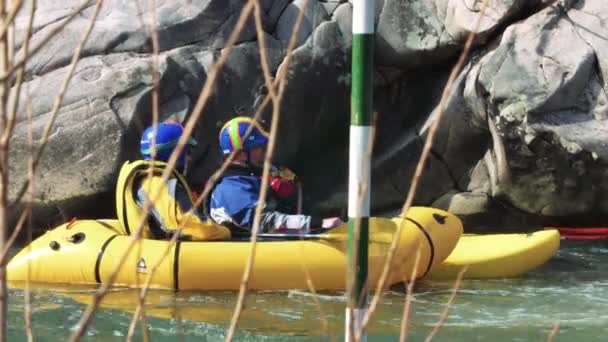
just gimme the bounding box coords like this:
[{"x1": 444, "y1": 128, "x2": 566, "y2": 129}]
[{"x1": 5, "y1": 240, "x2": 607, "y2": 341}]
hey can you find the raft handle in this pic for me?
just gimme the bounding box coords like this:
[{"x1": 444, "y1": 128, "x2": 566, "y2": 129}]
[
  {"x1": 49, "y1": 241, "x2": 60, "y2": 251},
  {"x1": 68, "y1": 232, "x2": 86, "y2": 244},
  {"x1": 433, "y1": 213, "x2": 447, "y2": 225}
]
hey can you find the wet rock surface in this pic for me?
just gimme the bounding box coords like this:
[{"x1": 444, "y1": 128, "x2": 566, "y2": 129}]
[{"x1": 9, "y1": 0, "x2": 608, "y2": 232}]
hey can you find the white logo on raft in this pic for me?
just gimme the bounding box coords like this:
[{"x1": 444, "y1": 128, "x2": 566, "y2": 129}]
[{"x1": 137, "y1": 258, "x2": 147, "y2": 273}]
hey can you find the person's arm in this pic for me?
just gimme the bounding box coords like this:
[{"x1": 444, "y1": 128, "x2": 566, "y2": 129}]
[
  {"x1": 210, "y1": 196, "x2": 320, "y2": 234},
  {"x1": 209, "y1": 176, "x2": 343, "y2": 235},
  {"x1": 259, "y1": 211, "x2": 322, "y2": 234},
  {"x1": 257, "y1": 209, "x2": 345, "y2": 234},
  {"x1": 172, "y1": 180, "x2": 231, "y2": 240}
]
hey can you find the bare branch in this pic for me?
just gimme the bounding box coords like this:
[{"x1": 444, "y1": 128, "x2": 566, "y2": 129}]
[
  {"x1": 0, "y1": 0, "x2": 96, "y2": 83},
  {"x1": 0, "y1": 0, "x2": 12, "y2": 339},
  {"x1": 359, "y1": 0, "x2": 489, "y2": 334},
  {"x1": 547, "y1": 321, "x2": 560, "y2": 342},
  {"x1": 0, "y1": 0, "x2": 34, "y2": 263},
  {"x1": 2, "y1": 0, "x2": 34, "y2": 144},
  {"x1": 424, "y1": 267, "x2": 467, "y2": 342},
  {"x1": 224, "y1": 62, "x2": 281, "y2": 342},
  {"x1": 68, "y1": 2, "x2": 256, "y2": 339},
  {"x1": 0, "y1": 0, "x2": 23, "y2": 45},
  {"x1": 126, "y1": 274, "x2": 153, "y2": 342},
  {"x1": 251, "y1": 0, "x2": 278, "y2": 105},
  {"x1": 399, "y1": 248, "x2": 422, "y2": 342},
  {"x1": 225, "y1": 1, "x2": 309, "y2": 339},
  {"x1": 23, "y1": 80, "x2": 34, "y2": 342},
  {"x1": 9, "y1": 0, "x2": 100, "y2": 209},
  {"x1": 128, "y1": 0, "x2": 163, "y2": 337}
]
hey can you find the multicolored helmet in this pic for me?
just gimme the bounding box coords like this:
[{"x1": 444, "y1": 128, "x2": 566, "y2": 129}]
[
  {"x1": 218, "y1": 116, "x2": 269, "y2": 154},
  {"x1": 140, "y1": 122, "x2": 197, "y2": 168}
]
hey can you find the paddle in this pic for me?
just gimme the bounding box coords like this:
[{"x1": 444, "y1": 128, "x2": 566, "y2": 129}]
[
  {"x1": 554, "y1": 227, "x2": 608, "y2": 235},
  {"x1": 546, "y1": 227, "x2": 608, "y2": 240},
  {"x1": 231, "y1": 217, "x2": 400, "y2": 244},
  {"x1": 559, "y1": 233, "x2": 608, "y2": 240}
]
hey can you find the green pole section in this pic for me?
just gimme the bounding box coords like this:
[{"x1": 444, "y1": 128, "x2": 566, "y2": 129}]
[{"x1": 347, "y1": 0, "x2": 374, "y2": 340}]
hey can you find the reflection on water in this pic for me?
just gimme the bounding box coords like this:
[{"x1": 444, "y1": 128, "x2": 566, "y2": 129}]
[{"x1": 6, "y1": 240, "x2": 608, "y2": 341}]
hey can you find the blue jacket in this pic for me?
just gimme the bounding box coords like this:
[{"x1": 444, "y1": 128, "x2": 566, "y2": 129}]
[{"x1": 209, "y1": 164, "x2": 320, "y2": 234}]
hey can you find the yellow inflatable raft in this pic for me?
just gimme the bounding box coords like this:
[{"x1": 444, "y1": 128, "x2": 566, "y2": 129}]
[
  {"x1": 427, "y1": 229, "x2": 560, "y2": 279},
  {"x1": 7, "y1": 207, "x2": 463, "y2": 290}
]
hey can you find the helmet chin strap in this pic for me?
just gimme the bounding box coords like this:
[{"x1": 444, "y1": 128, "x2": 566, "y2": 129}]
[
  {"x1": 244, "y1": 149, "x2": 263, "y2": 172},
  {"x1": 245, "y1": 150, "x2": 252, "y2": 166}
]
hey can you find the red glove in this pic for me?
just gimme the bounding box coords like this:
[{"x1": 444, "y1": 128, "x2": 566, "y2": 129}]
[
  {"x1": 268, "y1": 166, "x2": 298, "y2": 198},
  {"x1": 269, "y1": 176, "x2": 297, "y2": 199}
]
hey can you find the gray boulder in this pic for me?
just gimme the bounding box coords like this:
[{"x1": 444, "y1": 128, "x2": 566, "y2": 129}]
[
  {"x1": 15, "y1": 0, "x2": 258, "y2": 78},
  {"x1": 429, "y1": 0, "x2": 608, "y2": 228},
  {"x1": 375, "y1": 0, "x2": 537, "y2": 68},
  {"x1": 8, "y1": 0, "x2": 608, "y2": 233},
  {"x1": 274, "y1": 0, "x2": 328, "y2": 47},
  {"x1": 8, "y1": 36, "x2": 284, "y2": 228}
]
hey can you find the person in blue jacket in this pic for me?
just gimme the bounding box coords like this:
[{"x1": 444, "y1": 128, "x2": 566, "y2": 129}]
[{"x1": 209, "y1": 116, "x2": 343, "y2": 235}]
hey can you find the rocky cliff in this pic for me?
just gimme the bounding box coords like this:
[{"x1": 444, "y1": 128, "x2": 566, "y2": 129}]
[{"x1": 8, "y1": 0, "x2": 608, "y2": 232}]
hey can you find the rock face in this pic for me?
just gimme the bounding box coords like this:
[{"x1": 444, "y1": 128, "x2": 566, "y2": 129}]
[
  {"x1": 430, "y1": 0, "x2": 608, "y2": 227},
  {"x1": 7, "y1": 0, "x2": 608, "y2": 232}
]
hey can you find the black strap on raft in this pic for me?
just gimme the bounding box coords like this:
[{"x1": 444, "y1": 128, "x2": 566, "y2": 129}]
[
  {"x1": 121, "y1": 163, "x2": 155, "y2": 235},
  {"x1": 124, "y1": 162, "x2": 188, "y2": 239},
  {"x1": 173, "y1": 241, "x2": 182, "y2": 291},
  {"x1": 405, "y1": 217, "x2": 436, "y2": 277},
  {"x1": 95, "y1": 234, "x2": 118, "y2": 283}
]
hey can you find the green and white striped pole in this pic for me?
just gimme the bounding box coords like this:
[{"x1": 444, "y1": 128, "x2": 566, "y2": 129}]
[{"x1": 346, "y1": 0, "x2": 374, "y2": 340}]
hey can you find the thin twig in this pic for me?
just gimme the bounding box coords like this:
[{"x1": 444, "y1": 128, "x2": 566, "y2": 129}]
[
  {"x1": 23, "y1": 82, "x2": 34, "y2": 342},
  {"x1": 4, "y1": 0, "x2": 16, "y2": 66},
  {"x1": 225, "y1": 0, "x2": 309, "y2": 339},
  {"x1": 79, "y1": 0, "x2": 302, "y2": 338},
  {"x1": 424, "y1": 266, "x2": 467, "y2": 342},
  {"x1": 126, "y1": 274, "x2": 154, "y2": 342},
  {"x1": 2, "y1": 0, "x2": 31, "y2": 144},
  {"x1": 0, "y1": 0, "x2": 22, "y2": 46},
  {"x1": 29, "y1": 0, "x2": 103, "y2": 181},
  {"x1": 359, "y1": 0, "x2": 489, "y2": 334},
  {"x1": 125, "y1": 105, "x2": 275, "y2": 338},
  {"x1": 196, "y1": 72, "x2": 291, "y2": 216},
  {"x1": 0, "y1": 206, "x2": 26, "y2": 264},
  {"x1": 224, "y1": 63, "x2": 281, "y2": 342},
  {"x1": 68, "y1": 2, "x2": 256, "y2": 340},
  {"x1": 0, "y1": 0, "x2": 11, "y2": 339},
  {"x1": 294, "y1": 181, "x2": 328, "y2": 333},
  {"x1": 0, "y1": 0, "x2": 35, "y2": 264},
  {"x1": 547, "y1": 321, "x2": 560, "y2": 342},
  {"x1": 251, "y1": 0, "x2": 278, "y2": 104},
  {"x1": 130, "y1": 239, "x2": 151, "y2": 342},
  {"x1": 0, "y1": 0, "x2": 96, "y2": 83},
  {"x1": 125, "y1": 303, "x2": 143, "y2": 342},
  {"x1": 119, "y1": 38, "x2": 289, "y2": 342},
  {"x1": 9, "y1": 0, "x2": 101, "y2": 209},
  {"x1": 129, "y1": 0, "x2": 163, "y2": 338},
  {"x1": 399, "y1": 248, "x2": 422, "y2": 342},
  {"x1": 297, "y1": 183, "x2": 303, "y2": 214},
  {"x1": 301, "y1": 256, "x2": 329, "y2": 337}
]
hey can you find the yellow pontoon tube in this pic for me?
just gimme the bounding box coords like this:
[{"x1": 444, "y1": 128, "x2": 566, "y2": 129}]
[
  {"x1": 427, "y1": 229, "x2": 560, "y2": 279},
  {"x1": 7, "y1": 207, "x2": 462, "y2": 290}
]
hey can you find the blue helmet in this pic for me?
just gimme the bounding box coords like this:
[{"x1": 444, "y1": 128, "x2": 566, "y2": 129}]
[
  {"x1": 140, "y1": 122, "x2": 197, "y2": 169},
  {"x1": 218, "y1": 117, "x2": 269, "y2": 155}
]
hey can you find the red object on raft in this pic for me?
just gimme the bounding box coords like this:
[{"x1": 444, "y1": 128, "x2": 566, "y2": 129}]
[{"x1": 546, "y1": 227, "x2": 608, "y2": 240}]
